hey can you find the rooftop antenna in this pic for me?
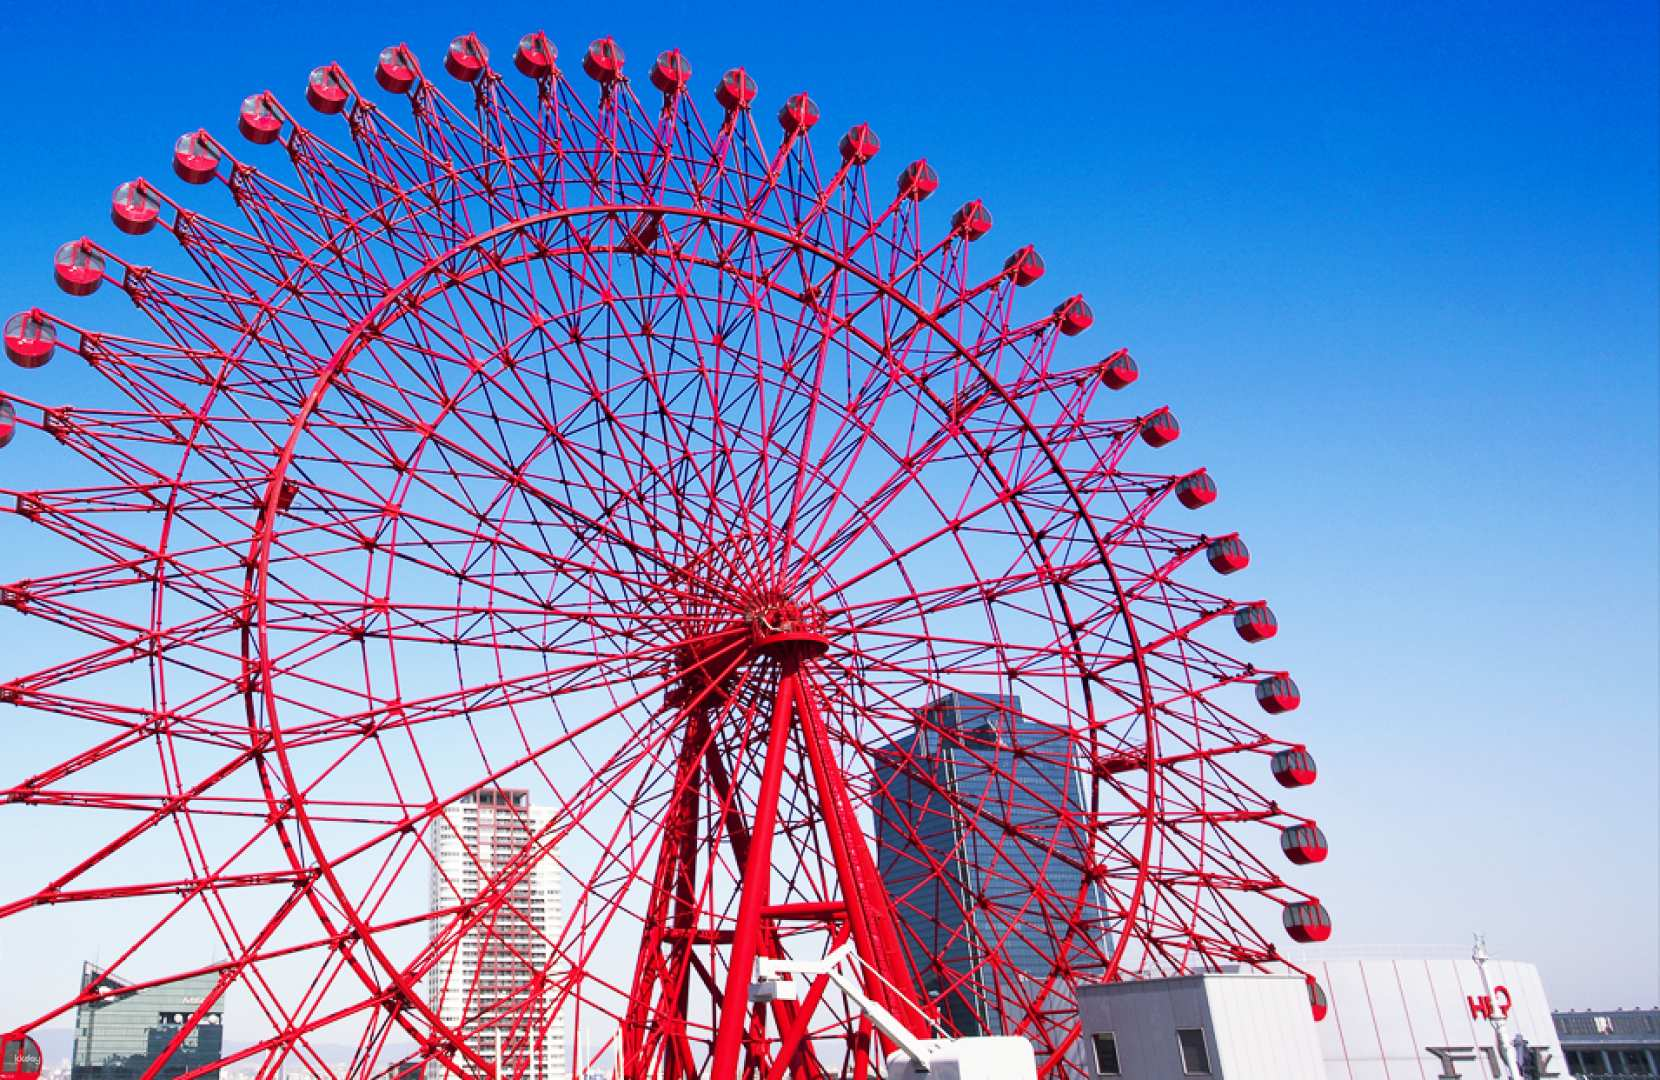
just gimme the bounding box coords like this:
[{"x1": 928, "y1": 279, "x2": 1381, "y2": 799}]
[{"x1": 1472, "y1": 933, "x2": 1516, "y2": 1080}]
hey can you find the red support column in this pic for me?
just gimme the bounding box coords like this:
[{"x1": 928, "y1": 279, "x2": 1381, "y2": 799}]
[
  {"x1": 791, "y1": 668, "x2": 929, "y2": 1034},
  {"x1": 710, "y1": 660, "x2": 800, "y2": 1080},
  {"x1": 624, "y1": 705, "x2": 709, "y2": 1079}
]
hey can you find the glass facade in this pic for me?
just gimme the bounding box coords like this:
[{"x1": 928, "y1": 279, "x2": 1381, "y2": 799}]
[
  {"x1": 71, "y1": 963, "x2": 222, "y2": 1080},
  {"x1": 873, "y1": 692, "x2": 1110, "y2": 1039}
]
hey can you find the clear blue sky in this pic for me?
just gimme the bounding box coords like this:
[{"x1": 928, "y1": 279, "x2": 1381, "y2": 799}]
[{"x1": 0, "y1": 0, "x2": 1653, "y2": 1013}]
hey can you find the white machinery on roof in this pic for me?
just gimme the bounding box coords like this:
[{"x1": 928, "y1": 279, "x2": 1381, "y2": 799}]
[{"x1": 749, "y1": 944, "x2": 1039, "y2": 1080}]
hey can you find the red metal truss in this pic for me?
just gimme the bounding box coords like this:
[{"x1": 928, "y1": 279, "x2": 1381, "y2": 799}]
[{"x1": 0, "y1": 30, "x2": 1327, "y2": 1080}]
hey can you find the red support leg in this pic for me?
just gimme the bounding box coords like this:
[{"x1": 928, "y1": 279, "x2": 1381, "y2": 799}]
[
  {"x1": 710, "y1": 660, "x2": 800, "y2": 1080},
  {"x1": 791, "y1": 668, "x2": 930, "y2": 1035},
  {"x1": 624, "y1": 706, "x2": 709, "y2": 1079}
]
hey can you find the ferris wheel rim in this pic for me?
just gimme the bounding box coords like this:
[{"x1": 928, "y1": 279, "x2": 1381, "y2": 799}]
[{"x1": 227, "y1": 190, "x2": 1172, "y2": 969}]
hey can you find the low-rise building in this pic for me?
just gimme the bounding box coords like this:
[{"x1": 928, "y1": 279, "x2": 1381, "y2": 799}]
[
  {"x1": 1552, "y1": 1007, "x2": 1660, "y2": 1078},
  {"x1": 1074, "y1": 947, "x2": 1569, "y2": 1080},
  {"x1": 1076, "y1": 971, "x2": 1326, "y2": 1080}
]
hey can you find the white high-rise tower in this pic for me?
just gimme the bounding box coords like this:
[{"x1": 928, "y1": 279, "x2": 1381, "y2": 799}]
[{"x1": 428, "y1": 787, "x2": 564, "y2": 1080}]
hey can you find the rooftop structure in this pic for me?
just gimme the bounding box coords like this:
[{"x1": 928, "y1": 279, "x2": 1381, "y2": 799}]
[{"x1": 1553, "y1": 1008, "x2": 1660, "y2": 1078}]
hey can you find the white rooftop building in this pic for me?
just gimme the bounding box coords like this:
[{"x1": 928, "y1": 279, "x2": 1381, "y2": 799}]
[
  {"x1": 1296, "y1": 946, "x2": 1567, "y2": 1080},
  {"x1": 1073, "y1": 948, "x2": 1568, "y2": 1080},
  {"x1": 1076, "y1": 971, "x2": 1326, "y2": 1080}
]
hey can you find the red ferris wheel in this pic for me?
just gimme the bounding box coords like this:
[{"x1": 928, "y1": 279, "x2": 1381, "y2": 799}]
[{"x1": 0, "y1": 29, "x2": 1328, "y2": 1080}]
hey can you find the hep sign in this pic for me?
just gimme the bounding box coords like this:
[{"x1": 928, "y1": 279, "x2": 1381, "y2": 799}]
[{"x1": 1468, "y1": 985, "x2": 1513, "y2": 1020}]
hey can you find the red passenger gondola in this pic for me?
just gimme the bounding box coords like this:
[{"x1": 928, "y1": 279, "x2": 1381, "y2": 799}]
[
  {"x1": 1098, "y1": 349, "x2": 1138, "y2": 389},
  {"x1": 54, "y1": 241, "x2": 105, "y2": 297},
  {"x1": 238, "y1": 93, "x2": 283, "y2": 144},
  {"x1": 111, "y1": 180, "x2": 162, "y2": 235},
  {"x1": 583, "y1": 38, "x2": 625, "y2": 84},
  {"x1": 0, "y1": 1033, "x2": 41, "y2": 1080},
  {"x1": 1307, "y1": 977, "x2": 1329, "y2": 1022},
  {"x1": 1004, "y1": 245, "x2": 1045, "y2": 286},
  {"x1": 375, "y1": 44, "x2": 419, "y2": 93},
  {"x1": 777, "y1": 92, "x2": 819, "y2": 134},
  {"x1": 1271, "y1": 746, "x2": 1317, "y2": 788},
  {"x1": 1233, "y1": 602, "x2": 1278, "y2": 642},
  {"x1": 172, "y1": 132, "x2": 219, "y2": 184},
  {"x1": 445, "y1": 34, "x2": 489, "y2": 82},
  {"x1": 1283, "y1": 900, "x2": 1332, "y2": 943},
  {"x1": 1205, "y1": 535, "x2": 1248, "y2": 573},
  {"x1": 0, "y1": 401, "x2": 16, "y2": 449},
  {"x1": 898, "y1": 160, "x2": 939, "y2": 202},
  {"x1": 839, "y1": 123, "x2": 880, "y2": 164},
  {"x1": 514, "y1": 32, "x2": 556, "y2": 79},
  {"x1": 1054, "y1": 295, "x2": 1093, "y2": 335},
  {"x1": 651, "y1": 50, "x2": 692, "y2": 95},
  {"x1": 1256, "y1": 674, "x2": 1301, "y2": 714},
  {"x1": 1174, "y1": 470, "x2": 1217, "y2": 508},
  {"x1": 951, "y1": 199, "x2": 993, "y2": 240},
  {"x1": 5, "y1": 311, "x2": 56, "y2": 367},
  {"x1": 1140, "y1": 407, "x2": 1180, "y2": 447},
  {"x1": 715, "y1": 68, "x2": 757, "y2": 112},
  {"x1": 306, "y1": 64, "x2": 351, "y2": 114},
  {"x1": 1280, "y1": 823, "x2": 1328, "y2": 865}
]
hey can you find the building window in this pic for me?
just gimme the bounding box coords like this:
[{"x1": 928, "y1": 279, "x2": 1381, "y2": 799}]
[
  {"x1": 1090, "y1": 1033, "x2": 1121, "y2": 1076},
  {"x1": 1559, "y1": 1016, "x2": 1595, "y2": 1036},
  {"x1": 1176, "y1": 1028, "x2": 1212, "y2": 1075}
]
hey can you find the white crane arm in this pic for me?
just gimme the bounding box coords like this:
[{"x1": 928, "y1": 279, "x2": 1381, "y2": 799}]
[{"x1": 752, "y1": 944, "x2": 939, "y2": 1067}]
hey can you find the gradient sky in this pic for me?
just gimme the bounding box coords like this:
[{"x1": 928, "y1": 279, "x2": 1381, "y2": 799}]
[{"x1": 0, "y1": 0, "x2": 1653, "y2": 1020}]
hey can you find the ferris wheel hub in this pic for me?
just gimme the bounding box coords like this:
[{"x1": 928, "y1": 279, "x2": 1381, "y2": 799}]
[
  {"x1": 660, "y1": 594, "x2": 830, "y2": 711},
  {"x1": 742, "y1": 594, "x2": 829, "y2": 658}
]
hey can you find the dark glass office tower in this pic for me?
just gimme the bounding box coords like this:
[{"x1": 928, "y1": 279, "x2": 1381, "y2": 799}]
[
  {"x1": 71, "y1": 964, "x2": 223, "y2": 1080},
  {"x1": 872, "y1": 692, "x2": 1108, "y2": 1039}
]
